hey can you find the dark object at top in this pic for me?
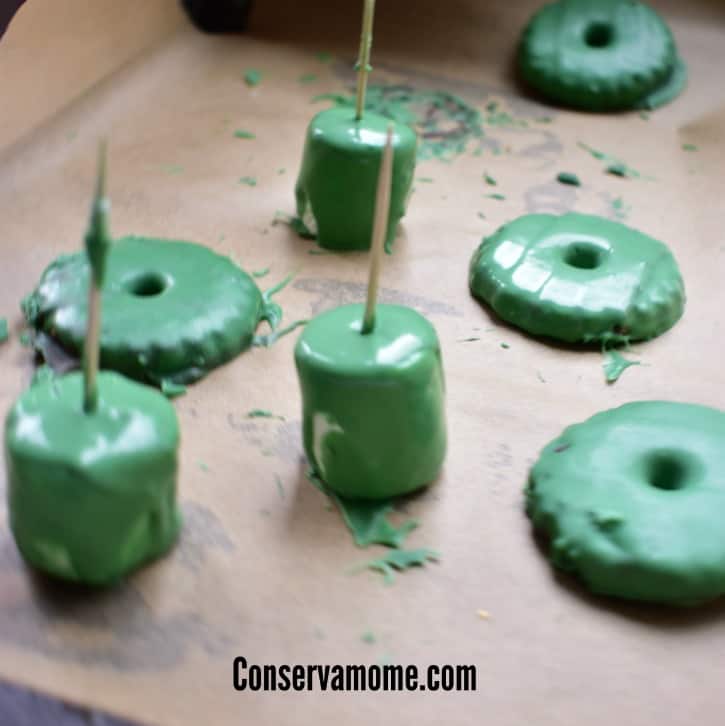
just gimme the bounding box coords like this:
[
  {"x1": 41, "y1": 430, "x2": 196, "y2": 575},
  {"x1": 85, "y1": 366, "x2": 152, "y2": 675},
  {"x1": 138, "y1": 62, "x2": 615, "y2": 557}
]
[{"x1": 181, "y1": 0, "x2": 253, "y2": 32}]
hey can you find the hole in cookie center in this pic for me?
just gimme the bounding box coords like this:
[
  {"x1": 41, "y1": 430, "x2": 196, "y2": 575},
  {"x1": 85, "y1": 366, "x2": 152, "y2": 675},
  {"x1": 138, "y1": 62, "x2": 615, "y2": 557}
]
[
  {"x1": 584, "y1": 22, "x2": 614, "y2": 48},
  {"x1": 124, "y1": 272, "x2": 167, "y2": 297},
  {"x1": 563, "y1": 242, "x2": 604, "y2": 270},
  {"x1": 644, "y1": 451, "x2": 690, "y2": 491}
]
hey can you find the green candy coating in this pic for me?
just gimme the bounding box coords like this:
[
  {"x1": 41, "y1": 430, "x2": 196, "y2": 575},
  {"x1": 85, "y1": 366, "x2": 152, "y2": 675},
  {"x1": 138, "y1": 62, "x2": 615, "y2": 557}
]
[
  {"x1": 295, "y1": 107, "x2": 417, "y2": 251},
  {"x1": 5, "y1": 371, "x2": 180, "y2": 585},
  {"x1": 294, "y1": 304, "x2": 446, "y2": 499},
  {"x1": 23, "y1": 236, "x2": 269, "y2": 385},
  {"x1": 527, "y1": 401, "x2": 725, "y2": 605},
  {"x1": 633, "y1": 54, "x2": 688, "y2": 111},
  {"x1": 469, "y1": 212, "x2": 685, "y2": 344},
  {"x1": 519, "y1": 0, "x2": 683, "y2": 111}
]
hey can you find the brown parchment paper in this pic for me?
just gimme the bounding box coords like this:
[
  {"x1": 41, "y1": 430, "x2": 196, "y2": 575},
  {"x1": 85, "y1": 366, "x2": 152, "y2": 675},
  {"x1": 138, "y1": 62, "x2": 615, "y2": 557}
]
[{"x1": 1, "y1": 1, "x2": 724, "y2": 724}]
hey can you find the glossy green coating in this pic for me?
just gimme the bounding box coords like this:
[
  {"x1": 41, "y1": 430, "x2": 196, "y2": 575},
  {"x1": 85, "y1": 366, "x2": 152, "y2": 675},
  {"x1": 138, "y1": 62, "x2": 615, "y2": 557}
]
[
  {"x1": 295, "y1": 304, "x2": 446, "y2": 499},
  {"x1": 527, "y1": 401, "x2": 725, "y2": 605},
  {"x1": 5, "y1": 371, "x2": 180, "y2": 585},
  {"x1": 469, "y1": 213, "x2": 685, "y2": 345},
  {"x1": 519, "y1": 0, "x2": 682, "y2": 111},
  {"x1": 295, "y1": 107, "x2": 417, "y2": 251},
  {"x1": 23, "y1": 236, "x2": 271, "y2": 385},
  {"x1": 634, "y1": 54, "x2": 688, "y2": 111}
]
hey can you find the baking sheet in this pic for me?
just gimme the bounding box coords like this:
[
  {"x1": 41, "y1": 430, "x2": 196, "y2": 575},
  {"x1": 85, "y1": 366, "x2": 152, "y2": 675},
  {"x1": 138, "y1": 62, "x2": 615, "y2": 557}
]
[{"x1": 1, "y1": 1, "x2": 724, "y2": 724}]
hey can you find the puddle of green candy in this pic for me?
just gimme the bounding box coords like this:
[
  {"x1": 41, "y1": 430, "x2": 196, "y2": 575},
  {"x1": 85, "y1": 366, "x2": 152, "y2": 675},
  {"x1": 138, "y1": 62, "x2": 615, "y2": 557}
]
[
  {"x1": 0, "y1": 318, "x2": 8, "y2": 343},
  {"x1": 603, "y1": 349, "x2": 641, "y2": 383},
  {"x1": 307, "y1": 471, "x2": 438, "y2": 584}
]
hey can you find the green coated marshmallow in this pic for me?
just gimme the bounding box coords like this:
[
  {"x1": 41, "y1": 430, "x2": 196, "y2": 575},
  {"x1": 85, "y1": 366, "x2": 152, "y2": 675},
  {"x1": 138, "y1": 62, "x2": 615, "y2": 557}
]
[
  {"x1": 22, "y1": 236, "x2": 273, "y2": 385},
  {"x1": 295, "y1": 107, "x2": 417, "y2": 251},
  {"x1": 518, "y1": 0, "x2": 684, "y2": 111},
  {"x1": 294, "y1": 304, "x2": 446, "y2": 499},
  {"x1": 5, "y1": 370, "x2": 180, "y2": 585},
  {"x1": 527, "y1": 401, "x2": 725, "y2": 605},
  {"x1": 469, "y1": 212, "x2": 685, "y2": 345}
]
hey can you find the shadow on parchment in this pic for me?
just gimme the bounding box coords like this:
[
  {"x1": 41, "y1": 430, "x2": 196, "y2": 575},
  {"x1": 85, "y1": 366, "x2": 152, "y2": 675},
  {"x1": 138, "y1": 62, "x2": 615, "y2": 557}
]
[{"x1": 0, "y1": 501, "x2": 236, "y2": 670}]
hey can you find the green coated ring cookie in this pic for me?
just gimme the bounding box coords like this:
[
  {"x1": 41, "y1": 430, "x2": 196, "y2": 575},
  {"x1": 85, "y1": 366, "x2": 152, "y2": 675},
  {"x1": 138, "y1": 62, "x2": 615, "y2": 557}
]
[
  {"x1": 526, "y1": 401, "x2": 725, "y2": 605},
  {"x1": 468, "y1": 212, "x2": 685, "y2": 345},
  {"x1": 519, "y1": 0, "x2": 680, "y2": 111},
  {"x1": 22, "y1": 236, "x2": 275, "y2": 385}
]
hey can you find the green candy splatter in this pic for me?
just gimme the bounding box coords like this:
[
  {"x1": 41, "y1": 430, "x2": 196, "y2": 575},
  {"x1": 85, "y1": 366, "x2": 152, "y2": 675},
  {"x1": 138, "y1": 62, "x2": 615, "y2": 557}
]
[
  {"x1": 162, "y1": 164, "x2": 184, "y2": 175},
  {"x1": 352, "y1": 548, "x2": 440, "y2": 585},
  {"x1": 485, "y1": 193, "x2": 506, "y2": 201},
  {"x1": 234, "y1": 130, "x2": 255, "y2": 139},
  {"x1": 252, "y1": 267, "x2": 270, "y2": 278},
  {"x1": 603, "y1": 349, "x2": 641, "y2": 383},
  {"x1": 484, "y1": 173, "x2": 497, "y2": 186},
  {"x1": 361, "y1": 631, "x2": 376, "y2": 644},
  {"x1": 298, "y1": 73, "x2": 318, "y2": 84},
  {"x1": 244, "y1": 69, "x2": 262, "y2": 87},
  {"x1": 682, "y1": 143, "x2": 698, "y2": 152},
  {"x1": 253, "y1": 319, "x2": 307, "y2": 347},
  {"x1": 239, "y1": 176, "x2": 257, "y2": 186},
  {"x1": 315, "y1": 51, "x2": 332, "y2": 64},
  {"x1": 275, "y1": 474, "x2": 285, "y2": 500},
  {"x1": 556, "y1": 171, "x2": 581, "y2": 186},
  {"x1": 578, "y1": 142, "x2": 641, "y2": 179},
  {"x1": 0, "y1": 318, "x2": 8, "y2": 343},
  {"x1": 247, "y1": 409, "x2": 285, "y2": 420},
  {"x1": 611, "y1": 196, "x2": 630, "y2": 220}
]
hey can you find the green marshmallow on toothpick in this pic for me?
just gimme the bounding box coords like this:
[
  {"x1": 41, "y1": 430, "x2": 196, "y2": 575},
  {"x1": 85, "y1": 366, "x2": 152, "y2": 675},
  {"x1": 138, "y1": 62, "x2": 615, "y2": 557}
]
[
  {"x1": 295, "y1": 126, "x2": 447, "y2": 499},
  {"x1": 4, "y1": 144, "x2": 182, "y2": 586},
  {"x1": 294, "y1": 0, "x2": 417, "y2": 252}
]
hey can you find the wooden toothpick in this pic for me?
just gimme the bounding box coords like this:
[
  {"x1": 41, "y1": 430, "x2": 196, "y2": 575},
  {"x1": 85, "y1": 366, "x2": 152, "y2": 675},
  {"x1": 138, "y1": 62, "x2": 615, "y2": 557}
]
[
  {"x1": 354, "y1": 0, "x2": 376, "y2": 121},
  {"x1": 82, "y1": 141, "x2": 111, "y2": 414},
  {"x1": 361, "y1": 124, "x2": 394, "y2": 334}
]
